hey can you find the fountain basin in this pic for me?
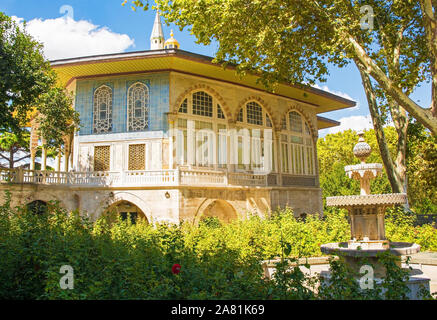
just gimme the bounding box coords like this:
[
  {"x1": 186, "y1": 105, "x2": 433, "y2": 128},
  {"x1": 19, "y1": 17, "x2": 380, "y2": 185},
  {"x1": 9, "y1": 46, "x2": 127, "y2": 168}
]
[{"x1": 321, "y1": 241, "x2": 421, "y2": 257}]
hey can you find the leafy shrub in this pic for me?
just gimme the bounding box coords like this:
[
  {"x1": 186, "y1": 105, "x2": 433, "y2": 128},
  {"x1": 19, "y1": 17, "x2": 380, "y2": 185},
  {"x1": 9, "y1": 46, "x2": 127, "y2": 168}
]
[{"x1": 0, "y1": 196, "x2": 434, "y2": 300}]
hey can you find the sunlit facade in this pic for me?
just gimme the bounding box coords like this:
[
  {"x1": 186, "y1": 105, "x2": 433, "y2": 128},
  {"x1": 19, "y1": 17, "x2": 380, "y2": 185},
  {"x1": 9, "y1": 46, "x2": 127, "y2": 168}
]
[{"x1": 0, "y1": 13, "x2": 355, "y2": 224}]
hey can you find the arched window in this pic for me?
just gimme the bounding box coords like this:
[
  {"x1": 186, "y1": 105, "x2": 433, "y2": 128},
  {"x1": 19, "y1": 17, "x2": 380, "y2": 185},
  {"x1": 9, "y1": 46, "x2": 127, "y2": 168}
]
[
  {"x1": 280, "y1": 111, "x2": 315, "y2": 175},
  {"x1": 176, "y1": 91, "x2": 227, "y2": 168},
  {"x1": 93, "y1": 85, "x2": 112, "y2": 133},
  {"x1": 128, "y1": 82, "x2": 149, "y2": 132},
  {"x1": 235, "y1": 101, "x2": 274, "y2": 172}
]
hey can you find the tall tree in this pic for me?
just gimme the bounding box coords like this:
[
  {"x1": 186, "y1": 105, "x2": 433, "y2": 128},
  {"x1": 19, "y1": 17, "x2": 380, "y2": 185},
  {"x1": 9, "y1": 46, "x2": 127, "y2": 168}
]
[
  {"x1": 36, "y1": 87, "x2": 79, "y2": 151},
  {"x1": 0, "y1": 129, "x2": 30, "y2": 168},
  {"x1": 0, "y1": 12, "x2": 55, "y2": 133},
  {"x1": 126, "y1": 0, "x2": 437, "y2": 134},
  {"x1": 355, "y1": 1, "x2": 427, "y2": 195},
  {"x1": 1, "y1": 13, "x2": 80, "y2": 163}
]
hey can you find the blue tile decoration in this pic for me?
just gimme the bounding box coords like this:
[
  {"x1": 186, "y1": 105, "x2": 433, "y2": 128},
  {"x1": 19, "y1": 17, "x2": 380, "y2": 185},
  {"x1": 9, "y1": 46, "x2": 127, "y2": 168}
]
[{"x1": 75, "y1": 73, "x2": 170, "y2": 135}]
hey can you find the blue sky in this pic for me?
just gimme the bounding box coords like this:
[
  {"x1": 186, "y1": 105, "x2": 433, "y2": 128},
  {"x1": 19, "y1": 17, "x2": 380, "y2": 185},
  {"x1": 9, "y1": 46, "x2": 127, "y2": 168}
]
[{"x1": 1, "y1": 0, "x2": 431, "y2": 137}]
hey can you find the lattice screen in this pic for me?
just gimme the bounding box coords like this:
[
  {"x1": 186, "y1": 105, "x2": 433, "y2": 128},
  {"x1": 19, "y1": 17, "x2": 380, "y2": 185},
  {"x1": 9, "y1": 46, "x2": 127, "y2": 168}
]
[
  {"x1": 94, "y1": 146, "x2": 110, "y2": 171},
  {"x1": 128, "y1": 144, "x2": 146, "y2": 170}
]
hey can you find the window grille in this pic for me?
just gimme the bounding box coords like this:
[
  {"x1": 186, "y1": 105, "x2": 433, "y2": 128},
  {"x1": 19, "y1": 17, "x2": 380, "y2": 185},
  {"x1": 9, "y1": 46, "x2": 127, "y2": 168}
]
[
  {"x1": 246, "y1": 101, "x2": 263, "y2": 125},
  {"x1": 179, "y1": 98, "x2": 188, "y2": 113},
  {"x1": 93, "y1": 85, "x2": 112, "y2": 133},
  {"x1": 128, "y1": 144, "x2": 146, "y2": 170},
  {"x1": 217, "y1": 104, "x2": 225, "y2": 119},
  {"x1": 192, "y1": 91, "x2": 213, "y2": 117},
  {"x1": 94, "y1": 146, "x2": 110, "y2": 171},
  {"x1": 266, "y1": 114, "x2": 272, "y2": 127},
  {"x1": 237, "y1": 108, "x2": 243, "y2": 122},
  {"x1": 282, "y1": 111, "x2": 315, "y2": 175},
  {"x1": 128, "y1": 82, "x2": 149, "y2": 132},
  {"x1": 281, "y1": 117, "x2": 287, "y2": 130},
  {"x1": 289, "y1": 111, "x2": 302, "y2": 133}
]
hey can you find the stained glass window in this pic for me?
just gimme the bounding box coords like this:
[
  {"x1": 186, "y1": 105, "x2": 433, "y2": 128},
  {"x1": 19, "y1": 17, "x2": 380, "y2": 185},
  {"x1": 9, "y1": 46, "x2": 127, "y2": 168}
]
[
  {"x1": 128, "y1": 82, "x2": 149, "y2": 132},
  {"x1": 93, "y1": 85, "x2": 112, "y2": 134}
]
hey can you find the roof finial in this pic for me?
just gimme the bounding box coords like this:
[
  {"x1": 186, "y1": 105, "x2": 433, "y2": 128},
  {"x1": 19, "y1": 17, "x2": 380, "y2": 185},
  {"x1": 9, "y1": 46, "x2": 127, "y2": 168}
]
[{"x1": 164, "y1": 29, "x2": 180, "y2": 49}]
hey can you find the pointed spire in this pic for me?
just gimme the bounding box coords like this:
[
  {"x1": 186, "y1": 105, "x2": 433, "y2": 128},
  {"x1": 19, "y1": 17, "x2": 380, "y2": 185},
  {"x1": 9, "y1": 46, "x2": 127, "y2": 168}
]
[{"x1": 150, "y1": 11, "x2": 165, "y2": 50}]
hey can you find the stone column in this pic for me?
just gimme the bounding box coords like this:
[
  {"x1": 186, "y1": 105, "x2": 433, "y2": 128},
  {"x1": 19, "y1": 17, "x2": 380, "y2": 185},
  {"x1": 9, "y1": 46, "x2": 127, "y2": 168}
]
[
  {"x1": 187, "y1": 119, "x2": 195, "y2": 166},
  {"x1": 275, "y1": 132, "x2": 282, "y2": 186},
  {"x1": 166, "y1": 112, "x2": 177, "y2": 169},
  {"x1": 227, "y1": 121, "x2": 236, "y2": 172}
]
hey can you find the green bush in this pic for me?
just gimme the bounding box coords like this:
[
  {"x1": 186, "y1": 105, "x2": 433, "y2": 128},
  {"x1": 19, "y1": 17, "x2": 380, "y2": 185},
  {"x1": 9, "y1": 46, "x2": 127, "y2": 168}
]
[
  {"x1": 0, "y1": 195, "x2": 434, "y2": 300},
  {"x1": 385, "y1": 207, "x2": 437, "y2": 251}
]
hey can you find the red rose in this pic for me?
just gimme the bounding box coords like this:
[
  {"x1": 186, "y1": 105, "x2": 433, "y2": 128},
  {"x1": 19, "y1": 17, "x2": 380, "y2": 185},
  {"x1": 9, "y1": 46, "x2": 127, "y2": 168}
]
[{"x1": 172, "y1": 263, "x2": 181, "y2": 274}]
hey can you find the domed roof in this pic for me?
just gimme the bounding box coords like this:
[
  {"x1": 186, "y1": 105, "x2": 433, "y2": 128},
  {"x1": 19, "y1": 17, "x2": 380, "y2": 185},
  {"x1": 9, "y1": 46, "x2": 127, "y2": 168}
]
[{"x1": 164, "y1": 30, "x2": 180, "y2": 49}]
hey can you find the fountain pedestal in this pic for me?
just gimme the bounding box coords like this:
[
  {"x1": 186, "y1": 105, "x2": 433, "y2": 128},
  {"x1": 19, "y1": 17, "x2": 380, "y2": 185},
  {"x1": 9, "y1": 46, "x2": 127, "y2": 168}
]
[{"x1": 321, "y1": 131, "x2": 429, "y2": 298}]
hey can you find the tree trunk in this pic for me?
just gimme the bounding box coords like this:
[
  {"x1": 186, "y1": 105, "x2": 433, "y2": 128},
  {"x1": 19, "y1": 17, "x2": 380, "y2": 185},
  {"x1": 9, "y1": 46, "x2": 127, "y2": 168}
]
[
  {"x1": 346, "y1": 34, "x2": 437, "y2": 135},
  {"x1": 9, "y1": 148, "x2": 14, "y2": 169},
  {"x1": 357, "y1": 64, "x2": 406, "y2": 194}
]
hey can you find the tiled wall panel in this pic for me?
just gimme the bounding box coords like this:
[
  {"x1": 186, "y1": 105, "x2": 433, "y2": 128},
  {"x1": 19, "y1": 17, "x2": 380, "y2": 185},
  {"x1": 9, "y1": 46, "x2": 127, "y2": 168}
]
[{"x1": 75, "y1": 73, "x2": 170, "y2": 135}]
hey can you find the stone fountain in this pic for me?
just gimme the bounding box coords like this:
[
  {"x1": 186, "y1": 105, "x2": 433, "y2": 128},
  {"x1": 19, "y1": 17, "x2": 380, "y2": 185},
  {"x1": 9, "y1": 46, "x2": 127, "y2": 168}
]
[{"x1": 321, "y1": 131, "x2": 429, "y2": 298}]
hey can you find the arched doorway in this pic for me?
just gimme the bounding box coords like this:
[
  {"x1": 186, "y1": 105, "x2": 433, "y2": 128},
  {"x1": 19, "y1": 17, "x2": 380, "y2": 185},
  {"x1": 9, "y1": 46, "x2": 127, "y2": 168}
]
[
  {"x1": 197, "y1": 200, "x2": 238, "y2": 223},
  {"x1": 26, "y1": 200, "x2": 48, "y2": 215},
  {"x1": 106, "y1": 200, "x2": 148, "y2": 224}
]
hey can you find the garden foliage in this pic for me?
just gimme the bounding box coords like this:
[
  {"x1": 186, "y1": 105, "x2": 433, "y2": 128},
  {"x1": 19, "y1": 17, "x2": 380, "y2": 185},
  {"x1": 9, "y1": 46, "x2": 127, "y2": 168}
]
[{"x1": 0, "y1": 194, "x2": 434, "y2": 300}]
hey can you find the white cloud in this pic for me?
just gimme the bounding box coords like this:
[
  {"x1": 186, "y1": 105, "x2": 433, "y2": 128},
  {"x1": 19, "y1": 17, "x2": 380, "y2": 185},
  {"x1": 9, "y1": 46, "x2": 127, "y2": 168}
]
[
  {"x1": 11, "y1": 16, "x2": 135, "y2": 60},
  {"x1": 312, "y1": 84, "x2": 359, "y2": 110},
  {"x1": 319, "y1": 114, "x2": 374, "y2": 136}
]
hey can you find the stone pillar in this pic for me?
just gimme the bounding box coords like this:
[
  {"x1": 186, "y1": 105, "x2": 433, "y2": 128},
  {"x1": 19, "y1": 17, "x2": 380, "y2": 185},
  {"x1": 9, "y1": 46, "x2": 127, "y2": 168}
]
[
  {"x1": 360, "y1": 175, "x2": 371, "y2": 196},
  {"x1": 166, "y1": 112, "x2": 177, "y2": 169},
  {"x1": 187, "y1": 119, "x2": 195, "y2": 166},
  {"x1": 227, "y1": 121, "x2": 236, "y2": 173},
  {"x1": 275, "y1": 132, "x2": 282, "y2": 185},
  {"x1": 264, "y1": 128, "x2": 273, "y2": 173}
]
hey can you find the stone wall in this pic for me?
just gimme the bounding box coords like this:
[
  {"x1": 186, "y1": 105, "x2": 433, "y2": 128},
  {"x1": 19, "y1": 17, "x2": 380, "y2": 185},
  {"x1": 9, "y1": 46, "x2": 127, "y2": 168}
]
[{"x1": 0, "y1": 184, "x2": 322, "y2": 224}]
